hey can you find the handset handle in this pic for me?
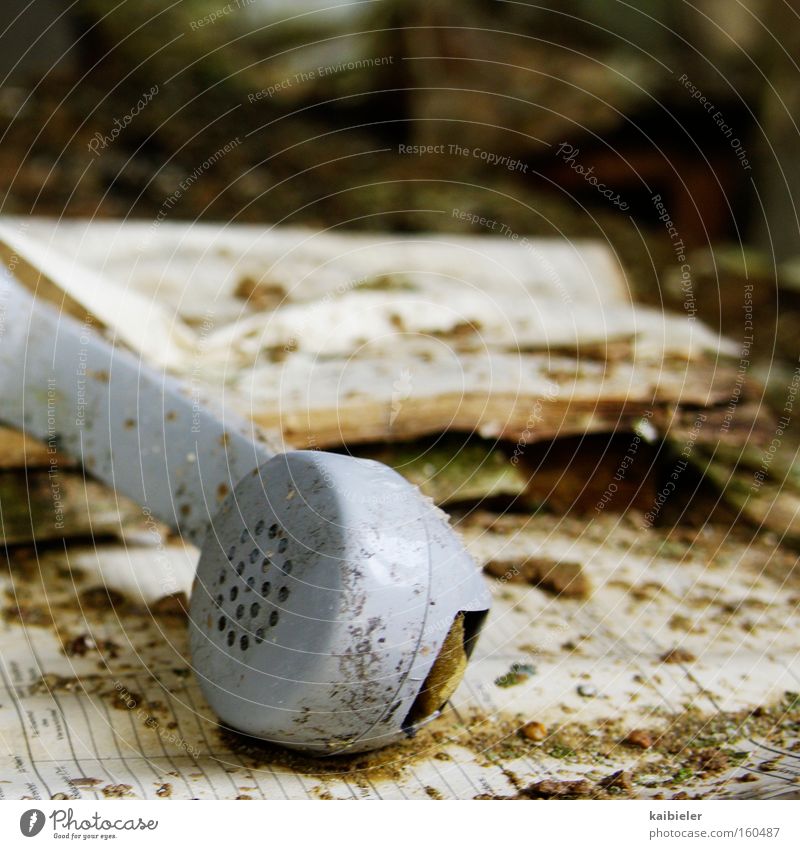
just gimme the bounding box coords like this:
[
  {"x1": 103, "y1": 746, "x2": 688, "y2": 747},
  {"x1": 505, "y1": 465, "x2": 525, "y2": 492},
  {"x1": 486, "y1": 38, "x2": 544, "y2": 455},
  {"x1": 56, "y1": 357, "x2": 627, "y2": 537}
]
[{"x1": 0, "y1": 266, "x2": 274, "y2": 547}]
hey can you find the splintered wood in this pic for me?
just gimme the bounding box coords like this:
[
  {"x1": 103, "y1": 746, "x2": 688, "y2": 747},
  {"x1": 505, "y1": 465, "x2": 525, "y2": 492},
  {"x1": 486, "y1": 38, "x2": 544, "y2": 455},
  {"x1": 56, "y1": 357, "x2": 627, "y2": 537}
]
[{"x1": 1, "y1": 217, "x2": 735, "y2": 453}]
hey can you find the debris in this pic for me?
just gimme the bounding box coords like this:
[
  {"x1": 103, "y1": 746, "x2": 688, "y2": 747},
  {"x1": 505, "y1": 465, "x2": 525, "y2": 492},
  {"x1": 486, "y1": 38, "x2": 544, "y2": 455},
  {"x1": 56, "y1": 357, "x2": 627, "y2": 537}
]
[
  {"x1": 362, "y1": 437, "x2": 528, "y2": 506},
  {"x1": 660, "y1": 648, "x2": 697, "y2": 664},
  {"x1": 495, "y1": 663, "x2": 536, "y2": 688},
  {"x1": 150, "y1": 593, "x2": 189, "y2": 618},
  {"x1": 63, "y1": 633, "x2": 121, "y2": 658},
  {"x1": 519, "y1": 779, "x2": 596, "y2": 799},
  {"x1": 599, "y1": 770, "x2": 633, "y2": 794},
  {"x1": 79, "y1": 586, "x2": 128, "y2": 610},
  {"x1": 70, "y1": 777, "x2": 102, "y2": 788},
  {"x1": 2, "y1": 603, "x2": 52, "y2": 627},
  {"x1": 519, "y1": 721, "x2": 548, "y2": 742},
  {"x1": 101, "y1": 784, "x2": 133, "y2": 798},
  {"x1": 623, "y1": 729, "x2": 654, "y2": 749},
  {"x1": 484, "y1": 556, "x2": 590, "y2": 598},
  {"x1": 694, "y1": 749, "x2": 730, "y2": 776}
]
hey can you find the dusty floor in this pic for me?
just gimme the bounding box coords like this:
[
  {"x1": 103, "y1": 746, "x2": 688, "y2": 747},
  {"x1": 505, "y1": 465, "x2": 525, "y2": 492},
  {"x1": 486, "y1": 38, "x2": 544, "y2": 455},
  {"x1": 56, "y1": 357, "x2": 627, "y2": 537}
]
[{"x1": 2, "y1": 509, "x2": 799, "y2": 800}]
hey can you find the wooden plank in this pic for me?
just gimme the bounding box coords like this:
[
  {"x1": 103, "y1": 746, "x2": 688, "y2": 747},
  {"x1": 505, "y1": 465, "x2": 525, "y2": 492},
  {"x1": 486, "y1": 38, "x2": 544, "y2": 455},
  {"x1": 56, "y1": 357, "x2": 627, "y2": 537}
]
[
  {"x1": 238, "y1": 351, "x2": 742, "y2": 448},
  {"x1": 1, "y1": 218, "x2": 737, "y2": 452}
]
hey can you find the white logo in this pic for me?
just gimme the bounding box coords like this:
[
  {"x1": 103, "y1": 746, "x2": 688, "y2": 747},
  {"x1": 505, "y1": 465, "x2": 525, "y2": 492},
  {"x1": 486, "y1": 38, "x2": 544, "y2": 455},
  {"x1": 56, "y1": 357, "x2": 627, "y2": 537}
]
[
  {"x1": 20, "y1": 809, "x2": 45, "y2": 837},
  {"x1": 389, "y1": 368, "x2": 413, "y2": 425}
]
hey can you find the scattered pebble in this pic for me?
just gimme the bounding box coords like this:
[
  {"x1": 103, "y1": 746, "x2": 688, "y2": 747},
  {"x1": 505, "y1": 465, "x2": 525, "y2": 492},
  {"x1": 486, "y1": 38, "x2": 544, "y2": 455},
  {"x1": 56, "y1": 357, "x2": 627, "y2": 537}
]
[
  {"x1": 519, "y1": 721, "x2": 548, "y2": 742},
  {"x1": 102, "y1": 784, "x2": 133, "y2": 798},
  {"x1": 69, "y1": 777, "x2": 102, "y2": 788},
  {"x1": 599, "y1": 770, "x2": 633, "y2": 793},
  {"x1": 624, "y1": 729, "x2": 654, "y2": 749},
  {"x1": 518, "y1": 778, "x2": 595, "y2": 799},
  {"x1": 64, "y1": 633, "x2": 121, "y2": 659},
  {"x1": 484, "y1": 556, "x2": 589, "y2": 598},
  {"x1": 494, "y1": 662, "x2": 536, "y2": 688}
]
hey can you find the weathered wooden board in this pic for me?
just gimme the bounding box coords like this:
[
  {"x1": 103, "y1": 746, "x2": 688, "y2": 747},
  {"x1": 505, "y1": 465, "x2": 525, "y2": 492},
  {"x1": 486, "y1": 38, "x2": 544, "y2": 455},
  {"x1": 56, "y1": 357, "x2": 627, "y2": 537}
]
[{"x1": 1, "y1": 218, "x2": 737, "y2": 454}]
